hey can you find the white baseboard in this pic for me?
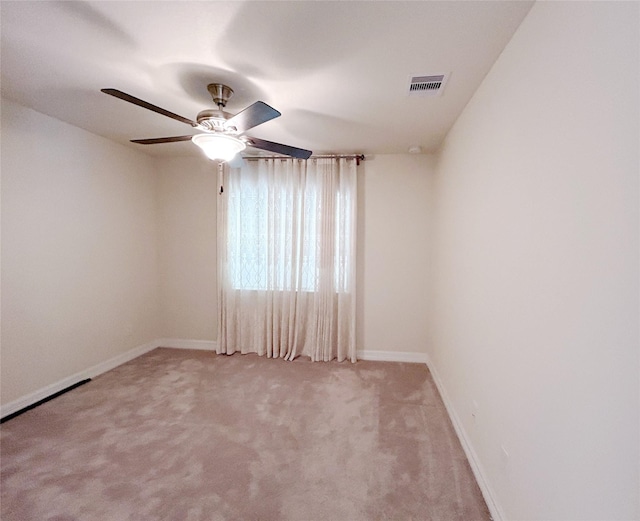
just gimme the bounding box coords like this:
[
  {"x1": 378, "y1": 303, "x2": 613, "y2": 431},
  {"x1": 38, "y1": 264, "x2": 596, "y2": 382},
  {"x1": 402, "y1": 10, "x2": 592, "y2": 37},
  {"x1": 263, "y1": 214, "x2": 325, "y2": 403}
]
[
  {"x1": 155, "y1": 344, "x2": 422, "y2": 362},
  {"x1": 159, "y1": 344, "x2": 423, "y2": 362},
  {"x1": 156, "y1": 338, "x2": 218, "y2": 351},
  {"x1": 357, "y1": 350, "x2": 428, "y2": 364},
  {"x1": 0, "y1": 340, "x2": 158, "y2": 420},
  {"x1": 1, "y1": 341, "x2": 416, "y2": 419},
  {"x1": 426, "y1": 357, "x2": 505, "y2": 521}
]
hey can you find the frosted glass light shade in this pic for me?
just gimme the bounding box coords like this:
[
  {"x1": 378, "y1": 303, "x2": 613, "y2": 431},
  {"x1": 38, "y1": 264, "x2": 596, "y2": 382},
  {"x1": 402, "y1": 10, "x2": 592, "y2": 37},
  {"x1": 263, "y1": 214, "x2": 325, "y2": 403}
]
[{"x1": 192, "y1": 133, "x2": 246, "y2": 161}]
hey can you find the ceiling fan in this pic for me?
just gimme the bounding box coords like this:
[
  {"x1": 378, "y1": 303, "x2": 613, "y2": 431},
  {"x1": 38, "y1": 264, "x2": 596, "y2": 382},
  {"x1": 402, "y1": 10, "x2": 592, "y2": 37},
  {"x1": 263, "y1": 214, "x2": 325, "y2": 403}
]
[{"x1": 101, "y1": 83, "x2": 312, "y2": 162}]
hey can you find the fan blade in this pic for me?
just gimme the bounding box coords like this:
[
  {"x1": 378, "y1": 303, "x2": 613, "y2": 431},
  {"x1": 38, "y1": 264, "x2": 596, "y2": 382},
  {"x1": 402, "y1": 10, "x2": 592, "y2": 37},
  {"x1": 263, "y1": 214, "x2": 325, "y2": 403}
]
[
  {"x1": 131, "y1": 135, "x2": 194, "y2": 145},
  {"x1": 245, "y1": 137, "x2": 312, "y2": 159},
  {"x1": 101, "y1": 89, "x2": 197, "y2": 127},
  {"x1": 225, "y1": 101, "x2": 280, "y2": 133}
]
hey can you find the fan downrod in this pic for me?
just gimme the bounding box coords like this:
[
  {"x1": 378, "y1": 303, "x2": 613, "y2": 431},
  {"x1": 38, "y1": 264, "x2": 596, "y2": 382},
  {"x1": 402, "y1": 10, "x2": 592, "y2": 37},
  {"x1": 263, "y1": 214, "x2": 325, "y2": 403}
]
[{"x1": 207, "y1": 83, "x2": 233, "y2": 108}]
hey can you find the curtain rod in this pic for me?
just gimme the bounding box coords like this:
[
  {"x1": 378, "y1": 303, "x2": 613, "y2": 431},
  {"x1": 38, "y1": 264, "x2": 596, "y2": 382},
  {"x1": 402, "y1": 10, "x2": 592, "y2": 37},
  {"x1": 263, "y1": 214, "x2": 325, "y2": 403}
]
[{"x1": 243, "y1": 154, "x2": 365, "y2": 165}]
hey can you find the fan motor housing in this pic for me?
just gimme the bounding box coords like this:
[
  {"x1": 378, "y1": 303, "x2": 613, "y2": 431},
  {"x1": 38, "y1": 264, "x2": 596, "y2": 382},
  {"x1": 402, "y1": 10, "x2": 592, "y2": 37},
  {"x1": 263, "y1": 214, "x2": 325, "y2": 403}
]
[{"x1": 196, "y1": 109, "x2": 233, "y2": 132}]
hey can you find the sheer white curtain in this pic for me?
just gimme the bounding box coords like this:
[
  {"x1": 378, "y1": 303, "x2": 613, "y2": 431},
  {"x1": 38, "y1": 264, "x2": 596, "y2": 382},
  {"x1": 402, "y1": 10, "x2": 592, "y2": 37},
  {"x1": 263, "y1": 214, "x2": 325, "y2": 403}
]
[{"x1": 217, "y1": 157, "x2": 357, "y2": 362}]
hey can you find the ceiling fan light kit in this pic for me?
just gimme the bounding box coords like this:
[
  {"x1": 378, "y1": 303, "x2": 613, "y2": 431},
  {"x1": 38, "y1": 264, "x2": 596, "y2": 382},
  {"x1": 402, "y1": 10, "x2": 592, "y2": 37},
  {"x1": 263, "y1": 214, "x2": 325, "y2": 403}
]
[
  {"x1": 192, "y1": 133, "x2": 246, "y2": 161},
  {"x1": 101, "y1": 83, "x2": 312, "y2": 162}
]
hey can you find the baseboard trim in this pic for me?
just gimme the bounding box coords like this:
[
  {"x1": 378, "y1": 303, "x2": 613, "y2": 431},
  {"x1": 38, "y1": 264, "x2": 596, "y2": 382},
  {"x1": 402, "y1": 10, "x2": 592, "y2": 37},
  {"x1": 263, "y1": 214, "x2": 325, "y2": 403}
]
[
  {"x1": 156, "y1": 338, "x2": 218, "y2": 351},
  {"x1": 357, "y1": 350, "x2": 428, "y2": 364},
  {"x1": 0, "y1": 340, "x2": 158, "y2": 420},
  {"x1": 0, "y1": 379, "x2": 91, "y2": 424},
  {"x1": 426, "y1": 357, "x2": 505, "y2": 521},
  {"x1": 157, "y1": 344, "x2": 422, "y2": 361}
]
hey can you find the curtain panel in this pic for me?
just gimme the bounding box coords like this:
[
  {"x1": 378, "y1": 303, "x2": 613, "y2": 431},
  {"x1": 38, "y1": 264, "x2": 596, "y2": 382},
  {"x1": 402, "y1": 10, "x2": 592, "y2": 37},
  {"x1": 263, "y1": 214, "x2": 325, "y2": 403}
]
[{"x1": 217, "y1": 157, "x2": 357, "y2": 362}]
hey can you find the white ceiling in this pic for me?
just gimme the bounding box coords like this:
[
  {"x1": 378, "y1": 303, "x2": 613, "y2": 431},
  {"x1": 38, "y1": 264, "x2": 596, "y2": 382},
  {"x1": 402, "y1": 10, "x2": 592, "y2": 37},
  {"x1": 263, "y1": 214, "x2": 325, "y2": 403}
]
[{"x1": 1, "y1": 1, "x2": 534, "y2": 158}]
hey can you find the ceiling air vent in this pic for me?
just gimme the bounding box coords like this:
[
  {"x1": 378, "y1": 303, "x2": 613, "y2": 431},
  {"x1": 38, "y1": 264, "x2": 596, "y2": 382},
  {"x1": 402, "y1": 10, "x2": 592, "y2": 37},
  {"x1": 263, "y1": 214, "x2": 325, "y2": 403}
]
[{"x1": 408, "y1": 74, "x2": 449, "y2": 96}]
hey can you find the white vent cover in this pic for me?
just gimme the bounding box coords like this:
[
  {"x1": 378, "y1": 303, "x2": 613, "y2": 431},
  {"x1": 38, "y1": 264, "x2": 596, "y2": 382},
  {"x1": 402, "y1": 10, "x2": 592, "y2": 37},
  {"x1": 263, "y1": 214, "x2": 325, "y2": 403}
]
[{"x1": 408, "y1": 73, "x2": 449, "y2": 96}]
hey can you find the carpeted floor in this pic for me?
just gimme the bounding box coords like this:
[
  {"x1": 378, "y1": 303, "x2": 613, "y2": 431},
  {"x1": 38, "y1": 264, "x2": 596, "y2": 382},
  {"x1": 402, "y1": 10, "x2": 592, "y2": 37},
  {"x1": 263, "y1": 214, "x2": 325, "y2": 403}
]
[{"x1": 1, "y1": 348, "x2": 490, "y2": 520}]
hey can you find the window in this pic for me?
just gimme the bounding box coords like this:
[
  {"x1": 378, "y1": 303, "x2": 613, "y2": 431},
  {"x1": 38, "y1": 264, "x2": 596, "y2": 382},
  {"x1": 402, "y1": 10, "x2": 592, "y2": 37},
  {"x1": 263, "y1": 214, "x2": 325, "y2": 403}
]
[{"x1": 225, "y1": 160, "x2": 353, "y2": 293}]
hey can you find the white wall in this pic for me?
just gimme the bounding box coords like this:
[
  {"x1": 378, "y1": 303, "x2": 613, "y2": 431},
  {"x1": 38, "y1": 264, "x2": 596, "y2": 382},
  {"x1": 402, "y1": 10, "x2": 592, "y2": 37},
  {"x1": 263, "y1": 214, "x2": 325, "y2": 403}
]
[
  {"x1": 357, "y1": 154, "x2": 432, "y2": 357},
  {"x1": 156, "y1": 157, "x2": 218, "y2": 342},
  {"x1": 1, "y1": 99, "x2": 160, "y2": 405},
  {"x1": 429, "y1": 2, "x2": 639, "y2": 520},
  {"x1": 154, "y1": 153, "x2": 434, "y2": 357},
  {"x1": 0, "y1": 111, "x2": 433, "y2": 408}
]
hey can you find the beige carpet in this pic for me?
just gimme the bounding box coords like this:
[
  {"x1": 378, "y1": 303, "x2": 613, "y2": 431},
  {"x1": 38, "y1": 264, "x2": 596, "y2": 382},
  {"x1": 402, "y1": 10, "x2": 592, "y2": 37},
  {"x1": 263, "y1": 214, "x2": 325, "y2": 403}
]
[{"x1": 1, "y1": 348, "x2": 490, "y2": 520}]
